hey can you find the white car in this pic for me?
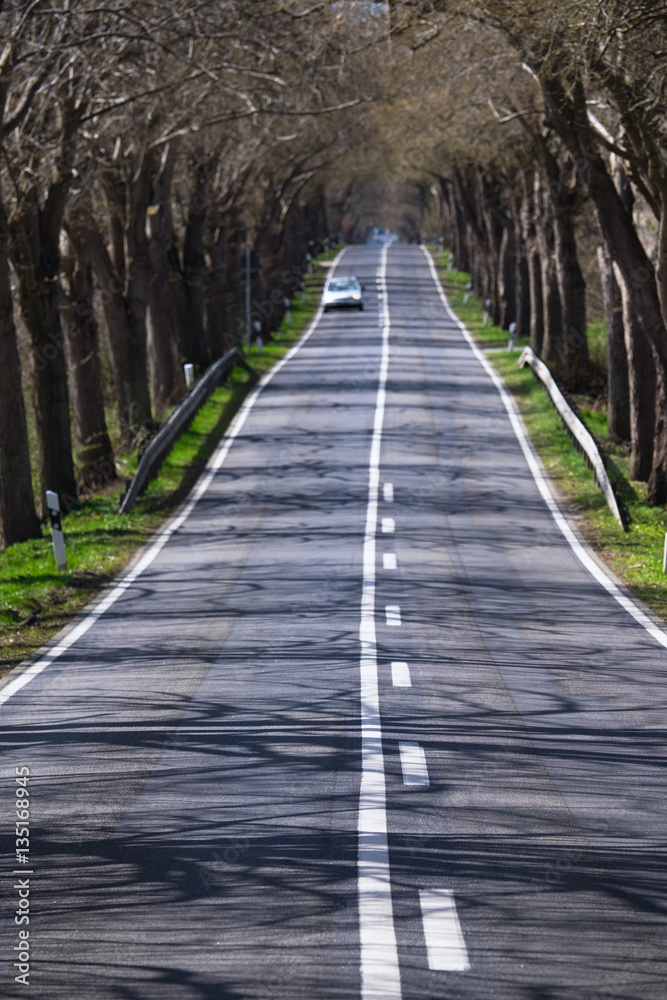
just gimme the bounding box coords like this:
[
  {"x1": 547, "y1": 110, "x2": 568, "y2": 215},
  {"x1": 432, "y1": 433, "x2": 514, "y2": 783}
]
[{"x1": 323, "y1": 276, "x2": 364, "y2": 312}]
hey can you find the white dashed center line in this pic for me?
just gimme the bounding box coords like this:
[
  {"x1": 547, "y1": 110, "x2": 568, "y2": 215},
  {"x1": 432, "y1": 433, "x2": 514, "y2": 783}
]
[
  {"x1": 391, "y1": 661, "x2": 412, "y2": 687},
  {"x1": 385, "y1": 605, "x2": 402, "y2": 627},
  {"x1": 358, "y1": 245, "x2": 402, "y2": 1000},
  {"x1": 419, "y1": 890, "x2": 470, "y2": 971},
  {"x1": 383, "y1": 553, "x2": 397, "y2": 570},
  {"x1": 381, "y1": 517, "x2": 395, "y2": 534},
  {"x1": 399, "y1": 742, "x2": 429, "y2": 785},
  {"x1": 383, "y1": 482, "x2": 394, "y2": 503}
]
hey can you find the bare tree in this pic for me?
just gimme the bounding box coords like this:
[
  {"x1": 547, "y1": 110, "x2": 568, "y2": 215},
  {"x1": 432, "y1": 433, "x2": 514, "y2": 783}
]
[{"x1": 59, "y1": 228, "x2": 116, "y2": 489}]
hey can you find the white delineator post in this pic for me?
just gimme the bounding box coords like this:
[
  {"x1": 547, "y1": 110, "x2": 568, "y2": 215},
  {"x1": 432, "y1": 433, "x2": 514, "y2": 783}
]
[
  {"x1": 253, "y1": 319, "x2": 263, "y2": 354},
  {"x1": 45, "y1": 491, "x2": 67, "y2": 573},
  {"x1": 509, "y1": 321, "x2": 517, "y2": 350}
]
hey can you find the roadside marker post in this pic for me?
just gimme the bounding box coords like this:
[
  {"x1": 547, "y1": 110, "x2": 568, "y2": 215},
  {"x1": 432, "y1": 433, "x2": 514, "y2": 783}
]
[
  {"x1": 509, "y1": 322, "x2": 517, "y2": 351},
  {"x1": 45, "y1": 491, "x2": 67, "y2": 573},
  {"x1": 662, "y1": 532, "x2": 667, "y2": 573},
  {"x1": 184, "y1": 363, "x2": 195, "y2": 388}
]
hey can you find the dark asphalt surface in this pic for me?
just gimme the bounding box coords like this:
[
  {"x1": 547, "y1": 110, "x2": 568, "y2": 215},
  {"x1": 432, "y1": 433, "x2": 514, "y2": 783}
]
[{"x1": 2, "y1": 245, "x2": 667, "y2": 999}]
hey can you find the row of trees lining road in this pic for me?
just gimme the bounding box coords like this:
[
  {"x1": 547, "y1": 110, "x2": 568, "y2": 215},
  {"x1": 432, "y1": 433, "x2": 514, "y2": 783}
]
[
  {"x1": 387, "y1": 0, "x2": 667, "y2": 501},
  {"x1": 1, "y1": 0, "x2": 666, "y2": 551},
  {"x1": 0, "y1": 0, "x2": 390, "y2": 545}
]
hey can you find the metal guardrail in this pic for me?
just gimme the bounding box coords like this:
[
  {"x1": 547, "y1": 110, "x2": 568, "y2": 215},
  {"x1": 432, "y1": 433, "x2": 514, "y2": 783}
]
[
  {"x1": 518, "y1": 347, "x2": 627, "y2": 528},
  {"x1": 119, "y1": 347, "x2": 254, "y2": 514}
]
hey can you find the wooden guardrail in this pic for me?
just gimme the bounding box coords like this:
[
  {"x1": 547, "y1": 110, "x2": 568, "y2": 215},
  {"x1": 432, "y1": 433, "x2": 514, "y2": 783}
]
[
  {"x1": 518, "y1": 347, "x2": 627, "y2": 528},
  {"x1": 119, "y1": 347, "x2": 254, "y2": 514}
]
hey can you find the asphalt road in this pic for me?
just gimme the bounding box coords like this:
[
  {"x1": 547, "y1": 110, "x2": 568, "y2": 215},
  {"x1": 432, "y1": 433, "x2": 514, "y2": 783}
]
[{"x1": 3, "y1": 244, "x2": 667, "y2": 1000}]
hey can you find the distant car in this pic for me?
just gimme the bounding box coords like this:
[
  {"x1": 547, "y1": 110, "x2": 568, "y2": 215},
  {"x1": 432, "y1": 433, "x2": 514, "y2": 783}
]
[{"x1": 323, "y1": 276, "x2": 364, "y2": 312}]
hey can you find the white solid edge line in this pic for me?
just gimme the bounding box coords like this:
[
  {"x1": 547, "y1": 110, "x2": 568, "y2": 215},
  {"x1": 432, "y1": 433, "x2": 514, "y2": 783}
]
[
  {"x1": 420, "y1": 245, "x2": 667, "y2": 653},
  {"x1": 0, "y1": 249, "x2": 349, "y2": 710},
  {"x1": 358, "y1": 244, "x2": 402, "y2": 1000},
  {"x1": 399, "y1": 742, "x2": 430, "y2": 786},
  {"x1": 391, "y1": 661, "x2": 412, "y2": 687},
  {"x1": 419, "y1": 889, "x2": 470, "y2": 972}
]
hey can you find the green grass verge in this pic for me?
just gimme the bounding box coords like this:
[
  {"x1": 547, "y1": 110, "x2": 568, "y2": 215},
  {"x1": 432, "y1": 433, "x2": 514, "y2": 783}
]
[
  {"x1": 428, "y1": 247, "x2": 667, "y2": 623},
  {"x1": 0, "y1": 253, "x2": 335, "y2": 678}
]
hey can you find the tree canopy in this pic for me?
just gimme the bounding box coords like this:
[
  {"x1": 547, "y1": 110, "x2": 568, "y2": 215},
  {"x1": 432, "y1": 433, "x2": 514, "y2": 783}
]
[{"x1": 1, "y1": 0, "x2": 666, "y2": 548}]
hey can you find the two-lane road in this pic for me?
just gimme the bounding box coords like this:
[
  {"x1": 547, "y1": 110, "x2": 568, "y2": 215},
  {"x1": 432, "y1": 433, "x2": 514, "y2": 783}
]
[{"x1": 2, "y1": 245, "x2": 667, "y2": 999}]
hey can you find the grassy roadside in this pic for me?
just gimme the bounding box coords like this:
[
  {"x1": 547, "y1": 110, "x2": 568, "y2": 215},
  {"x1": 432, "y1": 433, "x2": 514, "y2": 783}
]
[
  {"x1": 0, "y1": 252, "x2": 336, "y2": 678},
  {"x1": 429, "y1": 248, "x2": 667, "y2": 622}
]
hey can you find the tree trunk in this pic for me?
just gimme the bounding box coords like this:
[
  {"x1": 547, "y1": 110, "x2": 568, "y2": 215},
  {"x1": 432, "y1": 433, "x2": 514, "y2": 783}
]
[
  {"x1": 184, "y1": 162, "x2": 211, "y2": 371},
  {"x1": 98, "y1": 160, "x2": 153, "y2": 440},
  {"x1": 66, "y1": 211, "x2": 133, "y2": 442},
  {"x1": 124, "y1": 159, "x2": 154, "y2": 436},
  {"x1": 517, "y1": 253, "x2": 530, "y2": 339},
  {"x1": 534, "y1": 177, "x2": 563, "y2": 360},
  {"x1": 438, "y1": 177, "x2": 453, "y2": 252},
  {"x1": 226, "y1": 206, "x2": 246, "y2": 343},
  {"x1": 147, "y1": 201, "x2": 185, "y2": 415},
  {"x1": 511, "y1": 187, "x2": 531, "y2": 341},
  {"x1": 497, "y1": 225, "x2": 517, "y2": 331},
  {"x1": 166, "y1": 254, "x2": 190, "y2": 364},
  {"x1": 205, "y1": 208, "x2": 230, "y2": 358},
  {"x1": 615, "y1": 264, "x2": 655, "y2": 480},
  {"x1": 59, "y1": 232, "x2": 116, "y2": 489},
  {"x1": 543, "y1": 75, "x2": 667, "y2": 503},
  {"x1": 597, "y1": 245, "x2": 630, "y2": 442},
  {"x1": 453, "y1": 171, "x2": 495, "y2": 313},
  {"x1": 657, "y1": 186, "x2": 667, "y2": 329},
  {"x1": 551, "y1": 190, "x2": 589, "y2": 381},
  {"x1": 443, "y1": 178, "x2": 468, "y2": 271},
  {"x1": 525, "y1": 173, "x2": 544, "y2": 354},
  {"x1": 0, "y1": 192, "x2": 41, "y2": 546},
  {"x1": 145, "y1": 143, "x2": 184, "y2": 414},
  {"x1": 534, "y1": 134, "x2": 589, "y2": 380},
  {"x1": 477, "y1": 173, "x2": 503, "y2": 321},
  {"x1": 540, "y1": 255, "x2": 563, "y2": 361},
  {"x1": 529, "y1": 249, "x2": 545, "y2": 354},
  {"x1": 9, "y1": 186, "x2": 77, "y2": 518}
]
